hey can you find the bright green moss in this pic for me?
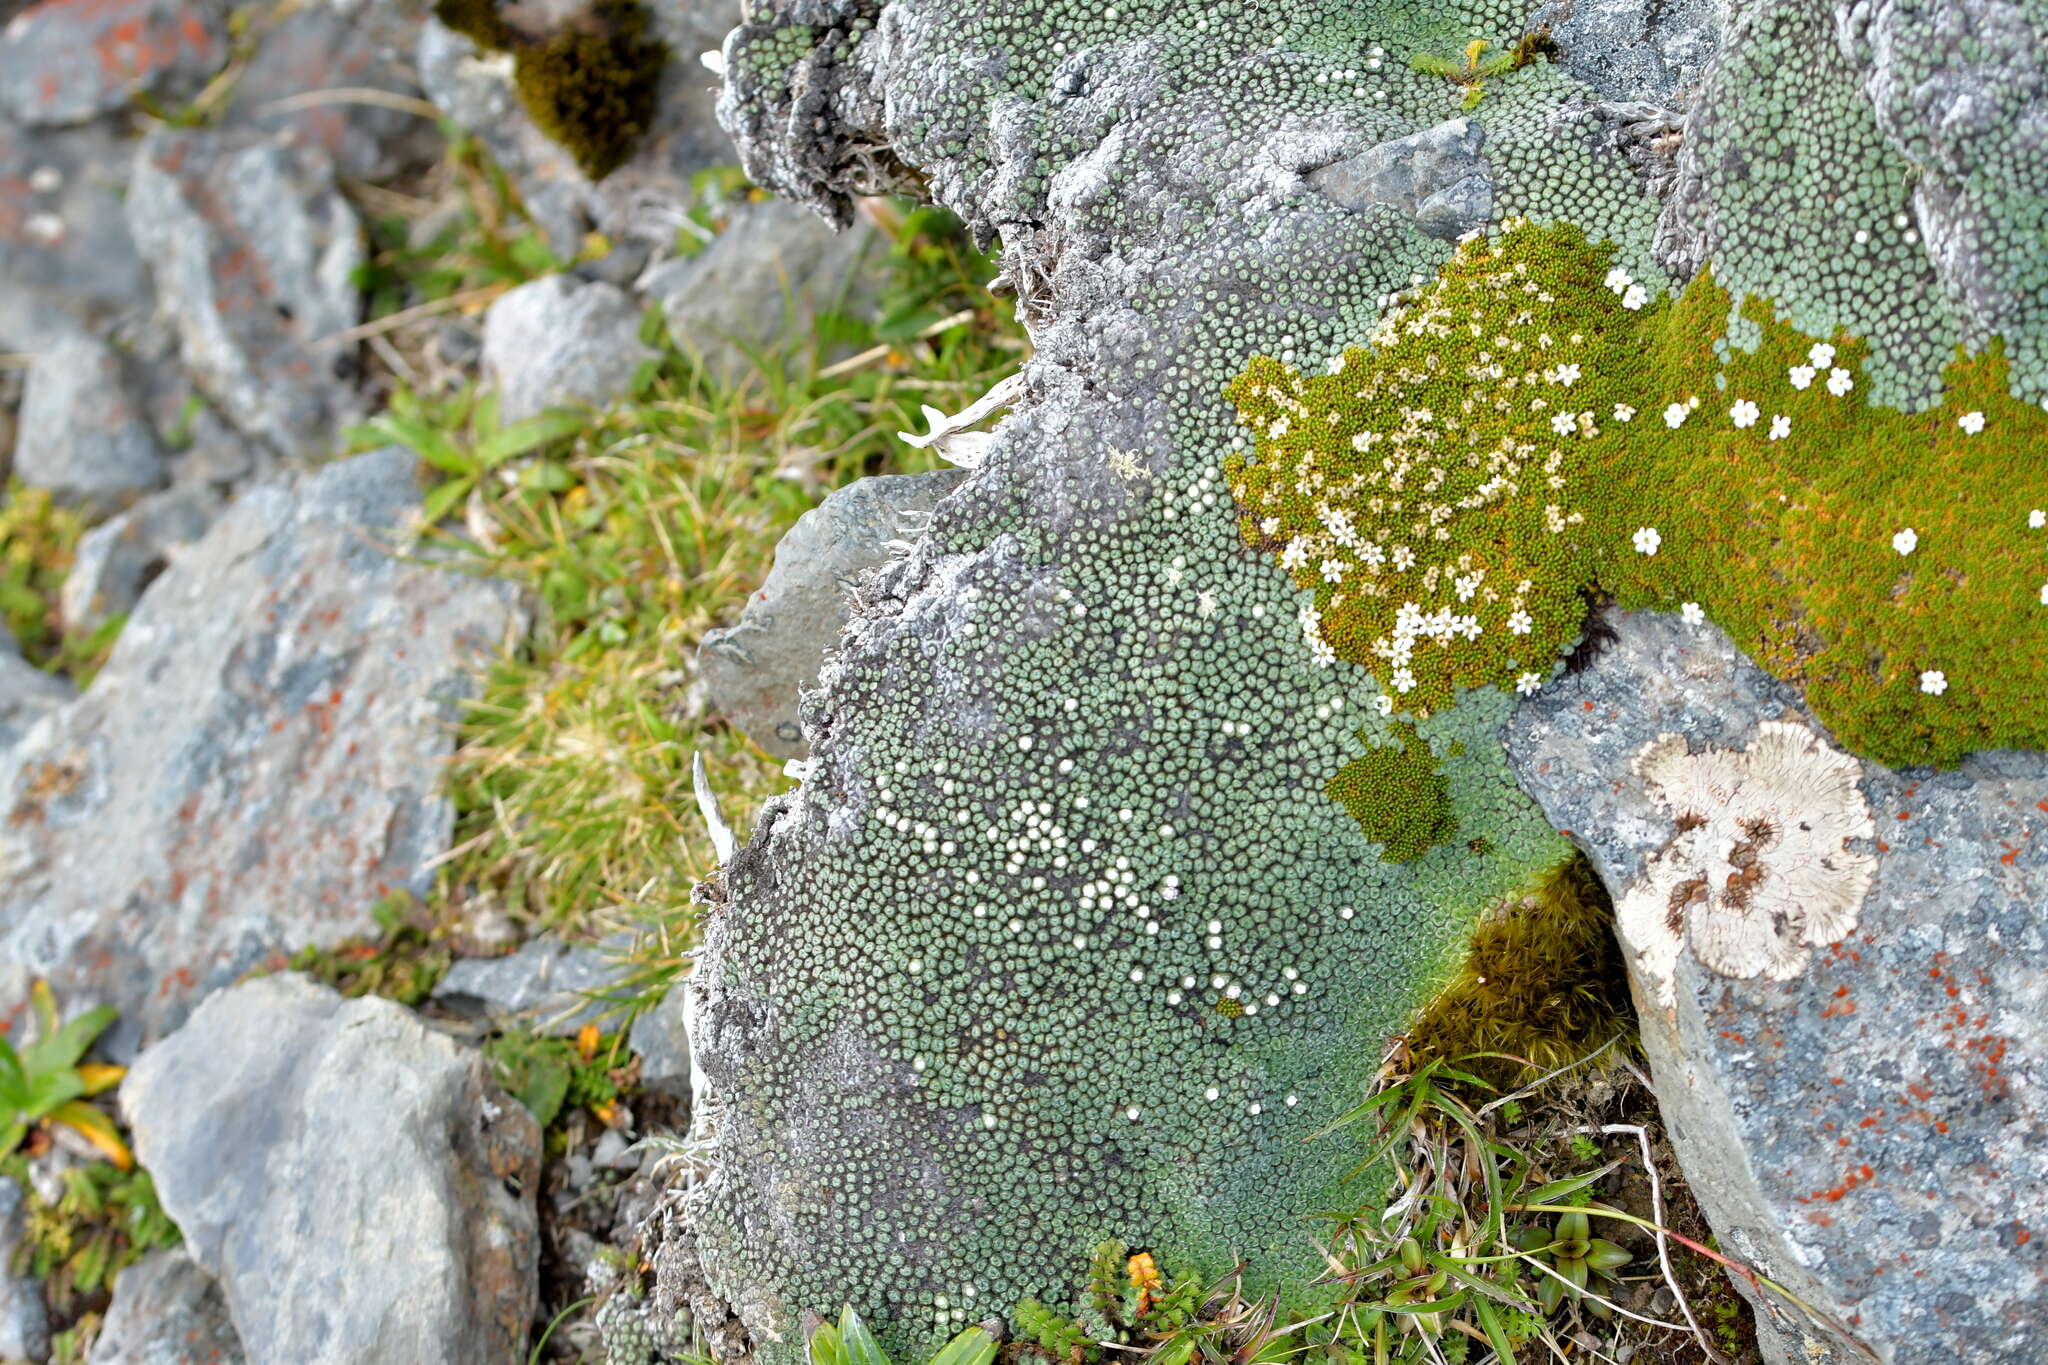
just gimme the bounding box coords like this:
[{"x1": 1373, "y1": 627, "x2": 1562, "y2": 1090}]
[
  {"x1": 433, "y1": 0, "x2": 668, "y2": 182},
  {"x1": 1326, "y1": 721, "x2": 1458, "y2": 862},
  {"x1": 1228, "y1": 220, "x2": 2048, "y2": 768}
]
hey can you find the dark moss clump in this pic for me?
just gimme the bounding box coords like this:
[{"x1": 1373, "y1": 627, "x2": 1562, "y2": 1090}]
[
  {"x1": 1404, "y1": 855, "x2": 1633, "y2": 1090},
  {"x1": 433, "y1": 0, "x2": 668, "y2": 182},
  {"x1": 1325, "y1": 721, "x2": 1458, "y2": 863}
]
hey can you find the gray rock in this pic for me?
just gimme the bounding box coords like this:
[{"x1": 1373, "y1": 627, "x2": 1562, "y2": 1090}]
[
  {"x1": 627, "y1": 982, "x2": 691, "y2": 1104},
  {"x1": 479, "y1": 274, "x2": 655, "y2": 424},
  {"x1": 0, "y1": 651, "x2": 72, "y2": 755},
  {"x1": 126, "y1": 128, "x2": 365, "y2": 462},
  {"x1": 59, "y1": 483, "x2": 223, "y2": 634},
  {"x1": 0, "y1": 1175, "x2": 49, "y2": 1363},
  {"x1": 0, "y1": 118, "x2": 152, "y2": 352},
  {"x1": 222, "y1": 2, "x2": 436, "y2": 183},
  {"x1": 432, "y1": 933, "x2": 634, "y2": 1036},
  {"x1": 636, "y1": 197, "x2": 884, "y2": 385},
  {"x1": 87, "y1": 1248, "x2": 245, "y2": 1365},
  {"x1": 697, "y1": 469, "x2": 966, "y2": 758},
  {"x1": 122, "y1": 973, "x2": 541, "y2": 1365},
  {"x1": 1531, "y1": 0, "x2": 1720, "y2": 106},
  {"x1": 1307, "y1": 118, "x2": 1495, "y2": 240},
  {"x1": 0, "y1": 0, "x2": 228, "y2": 127},
  {"x1": 12, "y1": 333, "x2": 166, "y2": 517},
  {"x1": 1502, "y1": 607, "x2": 2048, "y2": 1365},
  {"x1": 0, "y1": 447, "x2": 526, "y2": 1061}
]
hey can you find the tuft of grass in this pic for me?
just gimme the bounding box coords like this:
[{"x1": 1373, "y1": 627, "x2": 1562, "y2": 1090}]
[
  {"x1": 356, "y1": 199, "x2": 1021, "y2": 1009},
  {"x1": 1404, "y1": 854, "x2": 1634, "y2": 1091}
]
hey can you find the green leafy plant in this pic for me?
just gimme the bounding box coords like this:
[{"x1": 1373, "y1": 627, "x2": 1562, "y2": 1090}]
[
  {"x1": 1409, "y1": 38, "x2": 1523, "y2": 109},
  {"x1": 483, "y1": 1024, "x2": 625, "y2": 1130},
  {"x1": 1510, "y1": 1209, "x2": 1632, "y2": 1316},
  {"x1": 0, "y1": 482, "x2": 85, "y2": 665},
  {"x1": 0, "y1": 981, "x2": 129, "y2": 1169},
  {"x1": 809, "y1": 1307, "x2": 997, "y2": 1365},
  {"x1": 347, "y1": 385, "x2": 591, "y2": 525},
  {"x1": 6, "y1": 1155, "x2": 179, "y2": 1321}
]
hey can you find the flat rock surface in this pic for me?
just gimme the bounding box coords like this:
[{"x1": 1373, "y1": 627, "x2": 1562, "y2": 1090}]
[
  {"x1": 123, "y1": 973, "x2": 541, "y2": 1365},
  {"x1": 223, "y1": 1, "x2": 435, "y2": 183},
  {"x1": 0, "y1": 0, "x2": 227, "y2": 127},
  {"x1": 0, "y1": 447, "x2": 526, "y2": 1060},
  {"x1": 698, "y1": 468, "x2": 966, "y2": 758},
  {"x1": 126, "y1": 126, "x2": 365, "y2": 461},
  {"x1": 1503, "y1": 607, "x2": 2048, "y2": 1365},
  {"x1": 87, "y1": 1248, "x2": 245, "y2": 1365}
]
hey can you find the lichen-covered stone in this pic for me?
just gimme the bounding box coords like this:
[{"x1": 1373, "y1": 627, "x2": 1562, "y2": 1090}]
[
  {"x1": 0, "y1": 448, "x2": 525, "y2": 1060},
  {"x1": 1504, "y1": 606, "x2": 2048, "y2": 1365},
  {"x1": 0, "y1": 0, "x2": 227, "y2": 128}
]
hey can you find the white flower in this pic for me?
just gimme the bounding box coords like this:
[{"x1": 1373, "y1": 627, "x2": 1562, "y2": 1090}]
[
  {"x1": 1320, "y1": 558, "x2": 1346, "y2": 583},
  {"x1": 1768, "y1": 414, "x2": 1791, "y2": 441},
  {"x1": 2031, "y1": 509, "x2": 2046, "y2": 529},
  {"x1": 1663, "y1": 402, "x2": 1689, "y2": 428},
  {"x1": 1919, "y1": 669, "x2": 1947, "y2": 696},
  {"x1": 1507, "y1": 609, "x2": 1533, "y2": 635},
  {"x1": 1260, "y1": 516, "x2": 1281, "y2": 536},
  {"x1": 1808, "y1": 342, "x2": 1837, "y2": 369},
  {"x1": 1892, "y1": 527, "x2": 1918, "y2": 556},
  {"x1": 1788, "y1": 365, "x2": 1816, "y2": 390},
  {"x1": 1633, "y1": 526, "x2": 1662, "y2": 556},
  {"x1": 1730, "y1": 399, "x2": 1760, "y2": 428},
  {"x1": 1958, "y1": 410, "x2": 1986, "y2": 435},
  {"x1": 2040, "y1": 583, "x2": 2048, "y2": 606},
  {"x1": 1621, "y1": 283, "x2": 1649, "y2": 310},
  {"x1": 1613, "y1": 403, "x2": 1636, "y2": 422},
  {"x1": 1374, "y1": 693, "x2": 1394, "y2": 716},
  {"x1": 1826, "y1": 368, "x2": 1854, "y2": 397},
  {"x1": 1280, "y1": 541, "x2": 1309, "y2": 570},
  {"x1": 1553, "y1": 363, "x2": 1581, "y2": 386},
  {"x1": 1390, "y1": 666, "x2": 1417, "y2": 693},
  {"x1": 1550, "y1": 410, "x2": 1579, "y2": 436},
  {"x1": 1515, "y1": 671, "x2": 1542, "y2": 695},
  {"x1": 1604, "y1": 266, "x2": 1633, "y2": 293},
  {"x1": 1681, "y1": 601, "x2": 1705, "y2": 626}
]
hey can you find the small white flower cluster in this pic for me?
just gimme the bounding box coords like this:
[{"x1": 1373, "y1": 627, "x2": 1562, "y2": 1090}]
[
  {"x1": 1633, "y1": 526, "x2": 1662, "y2": 556},
  {"x1": 1729, "y1": 399, "x2": 1790, "y2": 439},
  {"x1": 1604, "y1": 265, "x2": 1649, "y2": 311},
  {"x1": 1300, "y1": 602, "x2": 1336, "y2": 666}
]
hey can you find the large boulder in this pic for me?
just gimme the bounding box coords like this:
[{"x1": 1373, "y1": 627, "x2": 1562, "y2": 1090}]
[
  {"x1": 122, "y1": 973, "x2": 542, "y2": 1365},
  {"x1": 1503, "y1": 607, "x2": 2048, "y2": 1365},
  {"x1": 126, "y1": 127, "x2": 365, "y2": 462},
  {"x1": 0, "y1": 447, "x2": 525, "y2": 1060},
  {"x1": 697, "y1": 468, "x2": 966, "y2": 759},
  {"x1": 662, "y1": 0, "x2": 2047, "y2": 1360}
]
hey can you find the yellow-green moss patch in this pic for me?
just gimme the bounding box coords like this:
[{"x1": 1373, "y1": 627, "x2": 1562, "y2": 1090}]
[
  {"x1": 1228, "y1": 220, "x2": 2048, "y2": 768},
  {"x1": 1326, "y1": 720, "x2": 1458, "y2": 863}
]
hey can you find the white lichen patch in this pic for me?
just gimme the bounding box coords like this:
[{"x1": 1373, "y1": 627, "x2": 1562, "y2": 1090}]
[{"x1": 1618, "y1": 721, "x2": 1875, "y2": 1008}]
